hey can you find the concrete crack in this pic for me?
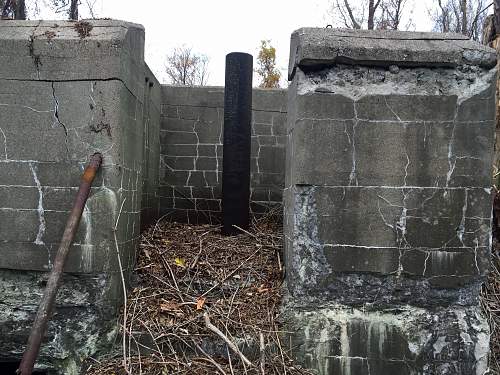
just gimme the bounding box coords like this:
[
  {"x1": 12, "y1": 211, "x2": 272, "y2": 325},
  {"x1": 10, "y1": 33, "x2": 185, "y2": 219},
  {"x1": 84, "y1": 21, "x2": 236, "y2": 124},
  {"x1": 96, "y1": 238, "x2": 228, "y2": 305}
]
[
  {"x1": 349, "y1": 101, "x2": 359, "y2": 186},
  {"x1": 51, "y1": 82, "x2": 70, "y2": 157},
  {"x1": 29, "y1": 162, "x2": 45, "y2": 245},
  {"x1": 28, "y1": 20, "x2": 43, "y2": 79},
  {"x1": 0, "y1": 127, "x2": 6, "y2": 160},
  {"x1": 192, "y1": 120, "x2": 200, "y2": 172},
  {"x1": 457, "y1": 190, "x2": 468, "y2": 245},
  {"x1": 423, "y1": 251, "x2": 431, "y2": 276},
  {"x1": 403, "y1": 152, "x2": 410, "y2": 187},
  {"x1": 445, "y1": 101, "x2": 460, "y2": 190}
]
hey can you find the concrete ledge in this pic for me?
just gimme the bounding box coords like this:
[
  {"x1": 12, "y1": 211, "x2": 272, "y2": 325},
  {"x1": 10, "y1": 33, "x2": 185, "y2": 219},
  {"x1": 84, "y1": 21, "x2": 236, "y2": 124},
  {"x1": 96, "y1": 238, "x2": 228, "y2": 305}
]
[
  {"x1": 0, "y1": 19, "x2": 145, "y2": 98},
  {"x1": 288, "y1": 28, "x2": 497, "y2": 80}
]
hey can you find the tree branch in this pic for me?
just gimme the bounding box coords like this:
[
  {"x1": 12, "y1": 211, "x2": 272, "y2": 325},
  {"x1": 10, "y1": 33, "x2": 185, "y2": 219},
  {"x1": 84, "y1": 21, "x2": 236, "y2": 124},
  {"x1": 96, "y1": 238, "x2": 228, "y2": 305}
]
[{"x1": 343, "y1": 0, "x2": 361, "y2": 29}]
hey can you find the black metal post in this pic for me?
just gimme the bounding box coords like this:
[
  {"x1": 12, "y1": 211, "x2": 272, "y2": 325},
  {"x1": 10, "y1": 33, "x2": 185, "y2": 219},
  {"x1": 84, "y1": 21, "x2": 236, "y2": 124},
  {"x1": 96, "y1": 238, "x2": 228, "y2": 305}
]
[{"x1": 222, "y1": 52, "x2": 253, "y2": 235}]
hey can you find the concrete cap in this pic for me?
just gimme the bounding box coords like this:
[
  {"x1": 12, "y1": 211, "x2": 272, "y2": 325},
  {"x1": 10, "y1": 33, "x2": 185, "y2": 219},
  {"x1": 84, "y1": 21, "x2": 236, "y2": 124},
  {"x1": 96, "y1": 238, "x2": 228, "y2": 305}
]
[
  {"x1": 288, "y1": 28, "x2": 497, "y2": 80},
  {"x1": 0, "y1": 19, "x2": 145, "y2": 97}
]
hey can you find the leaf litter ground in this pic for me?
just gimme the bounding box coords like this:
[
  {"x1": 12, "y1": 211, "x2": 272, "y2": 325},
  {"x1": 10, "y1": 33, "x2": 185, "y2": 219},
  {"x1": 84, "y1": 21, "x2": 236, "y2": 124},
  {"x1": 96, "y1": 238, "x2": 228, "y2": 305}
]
[{"x1": 86, "y1": 213, "x2": 311, "y2": 375}]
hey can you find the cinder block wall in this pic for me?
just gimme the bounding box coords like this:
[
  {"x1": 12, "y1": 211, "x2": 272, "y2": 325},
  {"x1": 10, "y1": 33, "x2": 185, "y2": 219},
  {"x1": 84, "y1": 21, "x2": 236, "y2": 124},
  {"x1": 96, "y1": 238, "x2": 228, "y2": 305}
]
[
  {"x1": 0, "y1": 20, "x2": 160, "y2": 374},
  {"x1": 159, "y1": 85, "x2": 286, "y2": 223}
]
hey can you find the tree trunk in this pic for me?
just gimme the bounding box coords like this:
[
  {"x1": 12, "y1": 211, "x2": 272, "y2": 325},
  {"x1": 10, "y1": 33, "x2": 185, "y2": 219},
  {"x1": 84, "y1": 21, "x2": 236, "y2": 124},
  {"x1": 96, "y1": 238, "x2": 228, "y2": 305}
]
[
  {"x1": 461, "y1": 0, "x2": 468, "y2": 35},
  {"x1": 368, "y1": 0, "x2": 382, "y2": 30},
  {"x1": 495, "y1": 0, "x2": 500, "y2": 33},
  {"x1": 69, "y1": 0, "x2": 78, "y2": 20},
  {"x1": 368, "y1": 0, "x2": 375, "y2": 29},
  {"x1": 14, "y1": 0, "x2": 25, "y2": 20}
]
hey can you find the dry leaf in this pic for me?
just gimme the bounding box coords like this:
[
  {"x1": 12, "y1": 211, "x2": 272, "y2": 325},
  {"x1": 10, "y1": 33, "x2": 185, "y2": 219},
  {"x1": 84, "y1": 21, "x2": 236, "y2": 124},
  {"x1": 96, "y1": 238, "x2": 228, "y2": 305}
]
[
  {"x1": 196, "y1": 296, "x2": 206, "y2": 310},
  {"x1": 174, "y1": 257, "x2": 186, "y2": 268}
]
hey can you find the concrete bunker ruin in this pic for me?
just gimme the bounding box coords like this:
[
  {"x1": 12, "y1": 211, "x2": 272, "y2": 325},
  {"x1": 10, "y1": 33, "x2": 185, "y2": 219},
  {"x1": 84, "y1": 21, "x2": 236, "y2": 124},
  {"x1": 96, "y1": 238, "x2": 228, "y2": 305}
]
[
  {"x1": 0, "y1": 20, "x2": 496, "y2": 375},
  {"x1": 284, "y1": 29, "x2": 497, "y2": 374}
]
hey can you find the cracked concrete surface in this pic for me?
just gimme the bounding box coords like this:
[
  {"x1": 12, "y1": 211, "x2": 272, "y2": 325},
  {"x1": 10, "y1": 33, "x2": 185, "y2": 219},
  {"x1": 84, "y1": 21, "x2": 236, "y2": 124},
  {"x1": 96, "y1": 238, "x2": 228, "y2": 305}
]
[
  {"x1": 0, "y1": 20, "x2": 157, "y2": 374},
  {"x1": 159, "y1": 86, "x2": 287, "y2": 222},
  {"x1": 284, "y1": 29, "x2": 496, "y2": 374}
]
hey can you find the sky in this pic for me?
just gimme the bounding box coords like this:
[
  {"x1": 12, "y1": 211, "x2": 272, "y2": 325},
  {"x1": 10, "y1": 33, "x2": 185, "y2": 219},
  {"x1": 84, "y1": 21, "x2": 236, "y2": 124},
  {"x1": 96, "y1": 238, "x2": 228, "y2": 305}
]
[{"x1": 38, "y1": 0, "x2": 439, "y2": 86}]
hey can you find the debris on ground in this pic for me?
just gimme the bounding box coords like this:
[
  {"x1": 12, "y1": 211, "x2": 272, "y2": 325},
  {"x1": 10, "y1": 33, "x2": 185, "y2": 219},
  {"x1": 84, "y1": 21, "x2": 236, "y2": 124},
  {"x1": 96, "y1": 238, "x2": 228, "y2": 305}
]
[
  {"x1": 86, "y1": 211, "x2": 311, "y2": 374},
  {"x1": 482, "y1": 249, "x2": 500, "y2": 374}
]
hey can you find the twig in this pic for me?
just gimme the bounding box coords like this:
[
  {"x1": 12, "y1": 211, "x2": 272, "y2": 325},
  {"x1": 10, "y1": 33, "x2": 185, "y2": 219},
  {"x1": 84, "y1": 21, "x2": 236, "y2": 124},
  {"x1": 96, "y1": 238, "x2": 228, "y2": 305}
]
[
  {"x1": 260, "y1": 331, "x2": 266, "y2": 375},
  {"x1": 193, "y1": 340, "x2": 228, "y2": 375},
  {"x1": 203, "y1": 312, "x2": 253, "y2": 368},
  {"x1": 114, "y1": 197, "x2": 130, "y2": 374},
  {"x1": 189, "y1": 238, "x2": 204, "y2": 270},
  {"x1": 201, "y1": 247, "x2": 262, "y2": 297},
  {"x1": 226, "y1": 346, "x2": 235, "y2": 375}
]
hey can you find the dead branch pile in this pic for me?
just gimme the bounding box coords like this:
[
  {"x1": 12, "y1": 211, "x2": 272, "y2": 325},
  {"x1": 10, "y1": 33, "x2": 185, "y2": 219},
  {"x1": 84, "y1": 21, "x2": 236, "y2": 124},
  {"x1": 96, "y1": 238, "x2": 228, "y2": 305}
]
[
  {"x1": 86, "y1": 214, "x2": 310, "y2": 375},
  {"x1": 482, "y1": 250, "x2": 500, "y2": 374}
]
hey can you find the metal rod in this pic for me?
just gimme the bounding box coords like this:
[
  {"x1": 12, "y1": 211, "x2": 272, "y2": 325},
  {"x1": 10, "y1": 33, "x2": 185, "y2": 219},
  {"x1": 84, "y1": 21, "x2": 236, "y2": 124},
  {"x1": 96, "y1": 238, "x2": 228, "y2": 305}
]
[
  {"x1": 17, "y1": 153, "x2": 103, "y2": 375},
  {"x1": 222, "y1": 52, "x2": 253, "y2": 236}
]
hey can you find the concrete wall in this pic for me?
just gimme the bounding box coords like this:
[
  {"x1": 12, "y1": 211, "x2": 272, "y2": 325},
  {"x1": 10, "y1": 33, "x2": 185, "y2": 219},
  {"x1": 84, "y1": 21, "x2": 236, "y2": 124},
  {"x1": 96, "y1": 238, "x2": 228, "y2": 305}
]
[
  {"x1": 141, "y1": 65, "x2": 161, "y2": 227},
  {"x1": 284, "y1": 28, "x2": 497, "y2": 375},
  {"x1": 159, "y1": 85, "x2": 286, "y2": 223},
  {"x1": 0, "y1": 20, "x2": 160, "y2": 374}
]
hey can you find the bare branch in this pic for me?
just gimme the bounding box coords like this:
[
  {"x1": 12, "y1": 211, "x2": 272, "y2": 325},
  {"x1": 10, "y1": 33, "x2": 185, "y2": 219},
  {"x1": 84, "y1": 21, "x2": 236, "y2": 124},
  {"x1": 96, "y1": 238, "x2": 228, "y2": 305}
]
[
  {"x1": 165, "y1": 46, "x2": 210, "y2": 86},
  {"x1": 343, "y1": 0, "x2": 362, "y2": 28}
]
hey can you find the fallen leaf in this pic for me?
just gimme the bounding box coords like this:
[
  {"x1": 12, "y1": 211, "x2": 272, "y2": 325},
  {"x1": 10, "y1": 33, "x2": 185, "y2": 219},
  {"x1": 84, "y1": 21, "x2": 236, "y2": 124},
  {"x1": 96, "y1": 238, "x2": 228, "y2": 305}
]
[
  {"x1": 174, "y1": 257, "x2": 186, "y2": 268},
  {"x1": 196, "y1": 296, "x2": 206, "y2": 310}
]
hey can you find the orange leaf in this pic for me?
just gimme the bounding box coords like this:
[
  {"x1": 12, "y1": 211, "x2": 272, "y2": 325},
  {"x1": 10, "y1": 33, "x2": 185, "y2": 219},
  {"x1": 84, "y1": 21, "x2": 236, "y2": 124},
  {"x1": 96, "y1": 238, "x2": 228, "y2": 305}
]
[{"x1": 196, "y1": 296, "x2": 206, "y2": 310}]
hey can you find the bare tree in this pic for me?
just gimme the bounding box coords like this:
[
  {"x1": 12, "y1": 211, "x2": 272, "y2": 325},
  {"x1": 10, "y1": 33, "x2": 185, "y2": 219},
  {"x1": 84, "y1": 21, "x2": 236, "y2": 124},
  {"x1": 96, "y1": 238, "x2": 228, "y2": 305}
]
[
  {"x1": 368, "y1": 0, "x2": 383, "y2": 29},
  {"x1": 431, "y1": 0, "x2": 493, "y2": 41},
  {"x1": 49, "y1": 0, "x2": 97, "y2": 20},
  {"x1": 2, "y1": 0, "x2": 26, "y2": 19},
  {"x1": 165, "y1": 46, "x2": 210, "y2": 86},
  {"x1": 378, "y1": 0, "x2": 408, "y2": 29},
  {"x1": 69, "y1": 0, "x2": 78, "y2": 20},
  {"x1": 330, "y1": 0, "x2": 410, "y2": 30}
]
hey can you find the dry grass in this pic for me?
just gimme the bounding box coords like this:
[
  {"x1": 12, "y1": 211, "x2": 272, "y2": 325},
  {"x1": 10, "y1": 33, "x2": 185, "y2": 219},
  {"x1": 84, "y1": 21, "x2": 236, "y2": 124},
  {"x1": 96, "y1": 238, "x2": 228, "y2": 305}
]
[
  {"x1": 482, "y1": 249, "x2": 500, "y2": 374},
  {"x1": 85, "y1": 212, "x2": 310, "y2": 375}
]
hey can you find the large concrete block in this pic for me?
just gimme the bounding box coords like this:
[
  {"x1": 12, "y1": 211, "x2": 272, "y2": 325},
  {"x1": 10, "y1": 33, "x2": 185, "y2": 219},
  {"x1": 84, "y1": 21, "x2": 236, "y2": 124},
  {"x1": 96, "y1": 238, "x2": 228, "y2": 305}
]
[
  {"x1": 284, "y1": 28, "x2": 496, "y2": 375},
  {"x1": 0, "y1": 20, "x2": 155, "y2": 374}
]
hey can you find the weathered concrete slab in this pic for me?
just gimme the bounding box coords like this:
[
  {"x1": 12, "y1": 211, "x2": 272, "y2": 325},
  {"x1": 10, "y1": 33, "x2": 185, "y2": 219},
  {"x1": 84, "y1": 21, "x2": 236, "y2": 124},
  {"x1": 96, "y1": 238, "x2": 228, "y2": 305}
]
[
  {"x1": 0, "y1": 20, "x2": 145, "y2": 98},
  {"x1": 285, "y1": 29, "x2": 496, "y2": 374},
  {"x1": 0, "y1": 19, "x2": 157, "y2": 374},
  {"x1": 288, "y1": 28, "x2": 497, "y2": 80}
]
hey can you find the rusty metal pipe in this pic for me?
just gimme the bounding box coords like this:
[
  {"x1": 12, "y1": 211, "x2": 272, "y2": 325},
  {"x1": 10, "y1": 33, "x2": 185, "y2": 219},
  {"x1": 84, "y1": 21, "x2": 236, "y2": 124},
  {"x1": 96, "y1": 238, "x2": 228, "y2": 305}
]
[{"x1": 17, "y1": 153, "x2": 103, "y2": 375}]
